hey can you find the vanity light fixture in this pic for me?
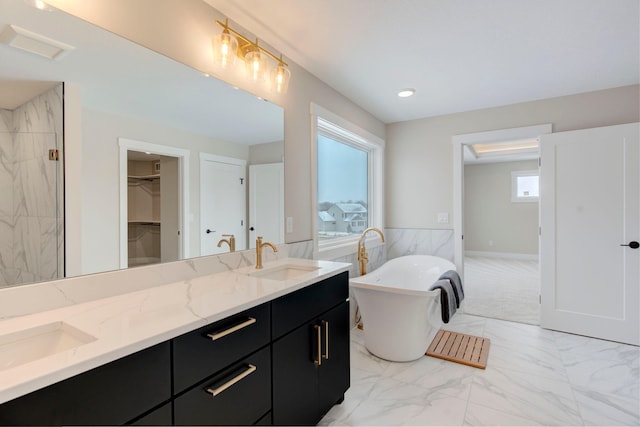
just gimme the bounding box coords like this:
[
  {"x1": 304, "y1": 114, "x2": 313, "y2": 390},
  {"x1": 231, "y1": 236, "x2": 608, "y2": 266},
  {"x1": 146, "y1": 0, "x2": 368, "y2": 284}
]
[
  {"x1": 212, "y1": 19, "x2": 291, "y2": 94},
  {"x1": 397, "y1": 88, "x2": 416, "y2": 98}
]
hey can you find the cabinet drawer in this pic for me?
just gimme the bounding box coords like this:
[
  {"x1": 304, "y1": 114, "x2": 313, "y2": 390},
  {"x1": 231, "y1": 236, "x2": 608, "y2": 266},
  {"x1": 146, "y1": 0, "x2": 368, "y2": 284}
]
[
  {"x1": 0, "y1": 342, "x2": 171, "y2": 426},
  {"x1": 173, "y1": 303, "x2": 270, "y2": 394},
  {"x1": 272, "y1": 271, "x2": 348, "y2": 339},
  {"x1": 129, "y1": 402, "x2": 172, "y2": 426},
  {"x1": 173, "y1": 346, "x2": 271, "y2": 426}
]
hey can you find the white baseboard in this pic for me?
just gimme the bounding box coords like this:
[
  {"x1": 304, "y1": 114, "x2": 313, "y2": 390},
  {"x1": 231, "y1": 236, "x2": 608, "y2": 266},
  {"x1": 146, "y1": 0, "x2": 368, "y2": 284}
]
[{"x1": 464, "y1": 250, "x2": 538, "y2": 261}]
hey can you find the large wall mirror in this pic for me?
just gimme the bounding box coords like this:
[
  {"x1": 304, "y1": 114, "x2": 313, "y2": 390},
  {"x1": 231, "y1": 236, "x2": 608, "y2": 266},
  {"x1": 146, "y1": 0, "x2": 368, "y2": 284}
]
[{"x1": 0, "y1": 0, "x2": 284, "y2": 288}]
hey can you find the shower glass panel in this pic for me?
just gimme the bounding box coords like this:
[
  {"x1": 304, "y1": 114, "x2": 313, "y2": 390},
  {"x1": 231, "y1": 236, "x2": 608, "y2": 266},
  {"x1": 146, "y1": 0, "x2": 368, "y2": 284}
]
[{"x1": 0, "y1": 131, "x2": 62, "y2": 288}]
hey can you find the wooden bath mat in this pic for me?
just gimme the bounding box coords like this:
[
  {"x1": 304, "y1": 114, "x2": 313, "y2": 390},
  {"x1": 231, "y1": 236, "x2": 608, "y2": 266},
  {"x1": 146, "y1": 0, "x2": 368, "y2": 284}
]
[{"x1": 426, "y1": 329, "x2": 490, "y2": 369}]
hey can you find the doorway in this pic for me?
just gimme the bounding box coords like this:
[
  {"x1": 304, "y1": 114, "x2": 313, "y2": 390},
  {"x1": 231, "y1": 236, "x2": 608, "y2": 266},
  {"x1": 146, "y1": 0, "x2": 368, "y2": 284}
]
[
  {"x1": 119, "y1": 138, "x2": 190, "y2": 268},
  {"x1": 452, "y1": 124, "x2": 551, "y2": 324}
]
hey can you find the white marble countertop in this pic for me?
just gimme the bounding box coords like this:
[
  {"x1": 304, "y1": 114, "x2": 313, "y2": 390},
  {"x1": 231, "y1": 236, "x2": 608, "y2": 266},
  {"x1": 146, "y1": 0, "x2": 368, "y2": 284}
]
[{"x1": 0, "y1": 258, "x2": 350, "y2": 404}]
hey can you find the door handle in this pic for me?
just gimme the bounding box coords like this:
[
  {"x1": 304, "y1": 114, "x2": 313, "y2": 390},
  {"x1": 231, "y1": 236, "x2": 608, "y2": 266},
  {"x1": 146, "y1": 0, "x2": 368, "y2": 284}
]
[
  {"x1": 205, "y1": 364, "x2": 256, "y2": 397},
  {"x1": 207, "y1": 317, "x2": 256, "y2": 341},
  {"x1": 206, "y1": 229, "x2": 215, "y2": 234},
  {"x1": 620, "y1": 241, "x2": 639, "y2": 249},
  {"x1": 313, "y1": 325, "x2": 322, "y2": 366},
  {"x1": 321, "y1": 320, "x2": 329, "y2": 360}
]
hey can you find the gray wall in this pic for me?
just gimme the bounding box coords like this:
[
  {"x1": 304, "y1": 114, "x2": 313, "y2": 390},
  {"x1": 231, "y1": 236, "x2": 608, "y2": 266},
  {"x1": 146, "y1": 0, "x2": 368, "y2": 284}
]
[
  {"x1": 386, "y1": 85, "x2": 640, "y2": 230},
  {"x1": 464, "y1": 160, "x2": 539, "y2": 255}
]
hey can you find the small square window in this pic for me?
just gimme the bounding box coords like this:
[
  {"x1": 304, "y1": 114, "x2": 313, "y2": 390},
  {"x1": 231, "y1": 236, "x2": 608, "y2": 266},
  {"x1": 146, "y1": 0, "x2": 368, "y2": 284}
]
[{"x1": 512, "y1": 170, "x2": 539, "y2": 202}]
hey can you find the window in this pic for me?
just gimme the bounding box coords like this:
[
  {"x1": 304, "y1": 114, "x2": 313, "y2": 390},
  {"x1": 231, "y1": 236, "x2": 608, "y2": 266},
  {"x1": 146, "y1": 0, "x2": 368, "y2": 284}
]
[
  {"x1": 312, "y1": 104, "x2": 384, "y2": 256},
  {"x1": 512, "y1": 170, "x2": 539, "y2": 202}
]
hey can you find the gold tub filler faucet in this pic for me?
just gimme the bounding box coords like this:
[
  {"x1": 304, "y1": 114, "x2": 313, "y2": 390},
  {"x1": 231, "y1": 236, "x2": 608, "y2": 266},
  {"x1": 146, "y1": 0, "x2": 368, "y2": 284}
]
[
  {"x1": 357, "y1": 227, "x2": 385, "y2": 276},
  {"x1": 217, "y1": 234, "x2": 236, "y2": 253},
  {"x1": 255, "y1": 236, "x2": 277, "y2": 269}
]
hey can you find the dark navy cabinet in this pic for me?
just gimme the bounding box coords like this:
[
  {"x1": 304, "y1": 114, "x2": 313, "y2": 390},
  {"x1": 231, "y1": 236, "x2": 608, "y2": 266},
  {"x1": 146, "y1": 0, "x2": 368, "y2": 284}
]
[
  {"x1": 0, "y1": 271, "x2": 350, "y2": 426},
  {"x1": 272, "y1": 272, "x2": 350, "y2": 425}
]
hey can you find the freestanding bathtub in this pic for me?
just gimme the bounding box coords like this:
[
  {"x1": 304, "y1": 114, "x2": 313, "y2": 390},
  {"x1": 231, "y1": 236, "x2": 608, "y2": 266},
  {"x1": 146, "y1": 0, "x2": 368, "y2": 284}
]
[{"x1": 350, "y1": 255, "x2": 456, "y2": 362}]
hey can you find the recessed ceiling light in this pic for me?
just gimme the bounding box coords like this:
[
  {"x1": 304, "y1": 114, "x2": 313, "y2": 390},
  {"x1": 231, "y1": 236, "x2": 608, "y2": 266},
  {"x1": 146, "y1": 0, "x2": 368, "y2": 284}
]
[{"x1": 397, "y1": 88, "x2": 415, "y2": 98}]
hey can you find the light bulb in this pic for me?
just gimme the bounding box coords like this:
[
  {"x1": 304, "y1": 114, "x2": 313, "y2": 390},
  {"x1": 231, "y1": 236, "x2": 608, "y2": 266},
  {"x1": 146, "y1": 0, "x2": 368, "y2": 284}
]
[
  {"x1": 245, "y1": 50, "x2": 268, "y2": 82},
  {"x1": 212, "y1": 29, "x2": 237, "y2": 69},
  {"x1": 272, "y1": 63, "x2": 291, "y2": 94}
]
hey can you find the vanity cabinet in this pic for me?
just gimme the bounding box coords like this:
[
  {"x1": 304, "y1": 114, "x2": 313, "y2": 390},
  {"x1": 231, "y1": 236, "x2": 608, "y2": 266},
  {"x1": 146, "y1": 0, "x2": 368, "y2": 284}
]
[
  {"x1": 0, "y1": 270, "x2": 350, "y2": 426},
  {"x1": 271, "y1": 271, "x2": 350, "y2": 426}
]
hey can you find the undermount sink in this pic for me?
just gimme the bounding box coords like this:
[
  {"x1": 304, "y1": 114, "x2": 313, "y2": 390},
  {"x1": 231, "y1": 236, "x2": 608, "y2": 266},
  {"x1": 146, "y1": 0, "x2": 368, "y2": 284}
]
[
  {"x1": 248, "y1": 264, "x2": 322, "y2": 281},
  {"x1": 0, "y1": 322, "x2": 97, "y2": 371}
]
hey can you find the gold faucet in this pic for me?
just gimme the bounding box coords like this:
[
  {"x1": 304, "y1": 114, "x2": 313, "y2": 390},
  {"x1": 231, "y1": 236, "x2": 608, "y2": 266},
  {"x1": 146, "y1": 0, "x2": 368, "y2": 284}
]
[
  {"x1": 255, "y1": 236, "x2": 277, "y2": 269},
  {"x1": 357, "y1": 227, "x2": 385, "y2": 275},
  {"x1": 217, "y1": 234, "x2": 236, "y2": 252}
]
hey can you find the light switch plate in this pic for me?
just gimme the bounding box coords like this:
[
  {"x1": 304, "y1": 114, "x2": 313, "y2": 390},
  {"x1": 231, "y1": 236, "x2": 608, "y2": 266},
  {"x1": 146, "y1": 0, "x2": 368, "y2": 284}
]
[
  {"x1": 437, "y1": 212, "x2": 449, "y2": 224},
  {"x1": 286, "y1": 217, "x2": 293, "y2": 233}
]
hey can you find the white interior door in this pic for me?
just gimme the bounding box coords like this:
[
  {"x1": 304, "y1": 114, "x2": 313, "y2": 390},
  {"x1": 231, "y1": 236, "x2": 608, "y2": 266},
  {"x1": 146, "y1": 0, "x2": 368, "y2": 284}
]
[
  {"x1": 249, "y1": 163, "x2": 284, "y2": 248},
  {"x1": 540, "y1": 123, "x2": 639, "y2": 345},
  {"x1": 200, "y1": 156, "x2": 246, "y2": 255}
]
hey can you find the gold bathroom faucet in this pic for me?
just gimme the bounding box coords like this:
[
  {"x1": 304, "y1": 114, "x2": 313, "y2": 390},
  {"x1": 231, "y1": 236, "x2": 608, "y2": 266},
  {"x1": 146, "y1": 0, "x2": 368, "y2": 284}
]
[
  {"x1": 357, "y1": 227, "x2": 385, "y2": 275},
  {"x1": 217, "y1": 234, "x2": 236, "y2": 252},
  {"x1": 255, "y1": 236, "x2": 277, "y2": 269}
]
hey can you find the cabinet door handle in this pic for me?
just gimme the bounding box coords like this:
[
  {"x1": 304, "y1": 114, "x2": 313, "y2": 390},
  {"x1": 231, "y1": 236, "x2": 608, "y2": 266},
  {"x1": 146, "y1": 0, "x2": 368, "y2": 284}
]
[
  {"x1": 207, "y1": 317, "x2": 256, "y2": 341},
  {"x1": 206, "y1": 364, "x2": 257, "y2": 397},
  {"x1": 314, "y1": 325, "x2": 322, "y2": 366},
  {"x1": 322, "y1": 320, "x2": 329, "y2": 360}
]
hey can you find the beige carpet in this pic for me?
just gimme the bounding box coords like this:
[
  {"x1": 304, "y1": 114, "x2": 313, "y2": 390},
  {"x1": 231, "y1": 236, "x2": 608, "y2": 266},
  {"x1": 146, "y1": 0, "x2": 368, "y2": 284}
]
[{"x1": 463, "y1": 256, "x2": 540, "y2": 325}]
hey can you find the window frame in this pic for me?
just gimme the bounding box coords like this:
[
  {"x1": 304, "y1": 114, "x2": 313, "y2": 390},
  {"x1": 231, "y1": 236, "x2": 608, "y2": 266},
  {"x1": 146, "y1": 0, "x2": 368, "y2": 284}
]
[
  {"x1": 511, "y1": 169, "x2": 539, "y2": 203},
  {"x1": 311, "y1": 103, "x2": 385, "y2": 259}
]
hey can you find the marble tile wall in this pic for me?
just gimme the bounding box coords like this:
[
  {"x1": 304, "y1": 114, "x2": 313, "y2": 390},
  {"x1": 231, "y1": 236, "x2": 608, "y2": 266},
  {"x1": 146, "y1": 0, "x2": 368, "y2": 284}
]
[
  {"x1": 385, "y1": 228, "x2": 455, "y2": 262},
  {"x1": 0, "y1": 240, "x2": 295, "y2": 319},
  {"x1": 0, "y1": 125, "x2": 13, "y2": 287},
  {"x1": 0, "y1": 84, "x2": 63, "y2": 288}
]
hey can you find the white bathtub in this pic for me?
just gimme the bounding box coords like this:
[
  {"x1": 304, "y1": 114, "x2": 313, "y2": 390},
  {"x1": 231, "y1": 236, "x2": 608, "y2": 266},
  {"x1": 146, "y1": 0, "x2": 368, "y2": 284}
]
[{"x1": 350, "y1": 255, "x2": 456, "y2": 362}]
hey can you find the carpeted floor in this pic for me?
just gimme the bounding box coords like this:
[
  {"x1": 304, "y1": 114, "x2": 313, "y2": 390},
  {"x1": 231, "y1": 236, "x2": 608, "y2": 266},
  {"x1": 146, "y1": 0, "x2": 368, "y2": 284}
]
[{"x1": 462, "y1": 256, "x2": 539, "y2": 325}]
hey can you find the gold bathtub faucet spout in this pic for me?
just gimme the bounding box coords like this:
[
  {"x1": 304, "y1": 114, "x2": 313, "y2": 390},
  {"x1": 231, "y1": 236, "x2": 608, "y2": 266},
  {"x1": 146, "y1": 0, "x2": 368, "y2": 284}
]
[
  {"x1": 357, "y1": 227, "x2": 385, "y2": 276},
  {"x1": 255, "y1": 236, "x2": 278, "y2": 269},
  {"x1": 217, "y1": 234, "x2": 236, "y2": 252}
]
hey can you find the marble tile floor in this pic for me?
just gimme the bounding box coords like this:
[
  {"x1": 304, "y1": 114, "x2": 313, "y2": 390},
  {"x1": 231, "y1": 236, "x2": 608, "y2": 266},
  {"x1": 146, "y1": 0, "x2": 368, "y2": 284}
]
[
  {"x1": 462, "y1": 256, "x2": 540, "y2": 325},
  {"x1": 320, "y1": 314, "x2": 640, "y2": 426}
]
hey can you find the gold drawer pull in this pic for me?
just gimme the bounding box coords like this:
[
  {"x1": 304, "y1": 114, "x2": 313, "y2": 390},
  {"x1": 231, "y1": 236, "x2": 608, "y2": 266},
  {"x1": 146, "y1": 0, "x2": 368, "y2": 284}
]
[
  {"x1": 206, "y1": 364, "x2": 257, "y2": 397},
  {"x1": 322, "y1": 320, "x2": 329, "y2": 360},
  {"x1": 314, "y1": 325, "x2": 322, "y2": 366},
  {"x1": 207, "y1": 317, "x2": 256, "y2": 341}
]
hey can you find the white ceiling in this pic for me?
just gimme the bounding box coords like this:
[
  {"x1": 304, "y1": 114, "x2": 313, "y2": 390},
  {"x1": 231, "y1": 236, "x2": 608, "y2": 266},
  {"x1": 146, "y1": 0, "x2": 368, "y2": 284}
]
[{"x1": 204, "y1": 0, "x2": 640, "y2": 124}]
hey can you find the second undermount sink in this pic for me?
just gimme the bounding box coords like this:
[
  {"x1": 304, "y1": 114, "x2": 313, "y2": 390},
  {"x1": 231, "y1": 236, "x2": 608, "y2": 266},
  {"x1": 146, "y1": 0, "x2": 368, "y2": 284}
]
[
  {"x1": 248, "y1": 264, "x2": 322, "y2": 281},
  {"x1": 0, "y1": 322, "x2": 97, "y2": 371}
]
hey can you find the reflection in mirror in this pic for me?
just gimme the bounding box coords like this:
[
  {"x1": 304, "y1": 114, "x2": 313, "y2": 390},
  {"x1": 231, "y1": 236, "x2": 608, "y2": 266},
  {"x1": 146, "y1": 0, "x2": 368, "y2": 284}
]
[{"x1": 0, "y1": 0, "x2": 284, "y2": 287}]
